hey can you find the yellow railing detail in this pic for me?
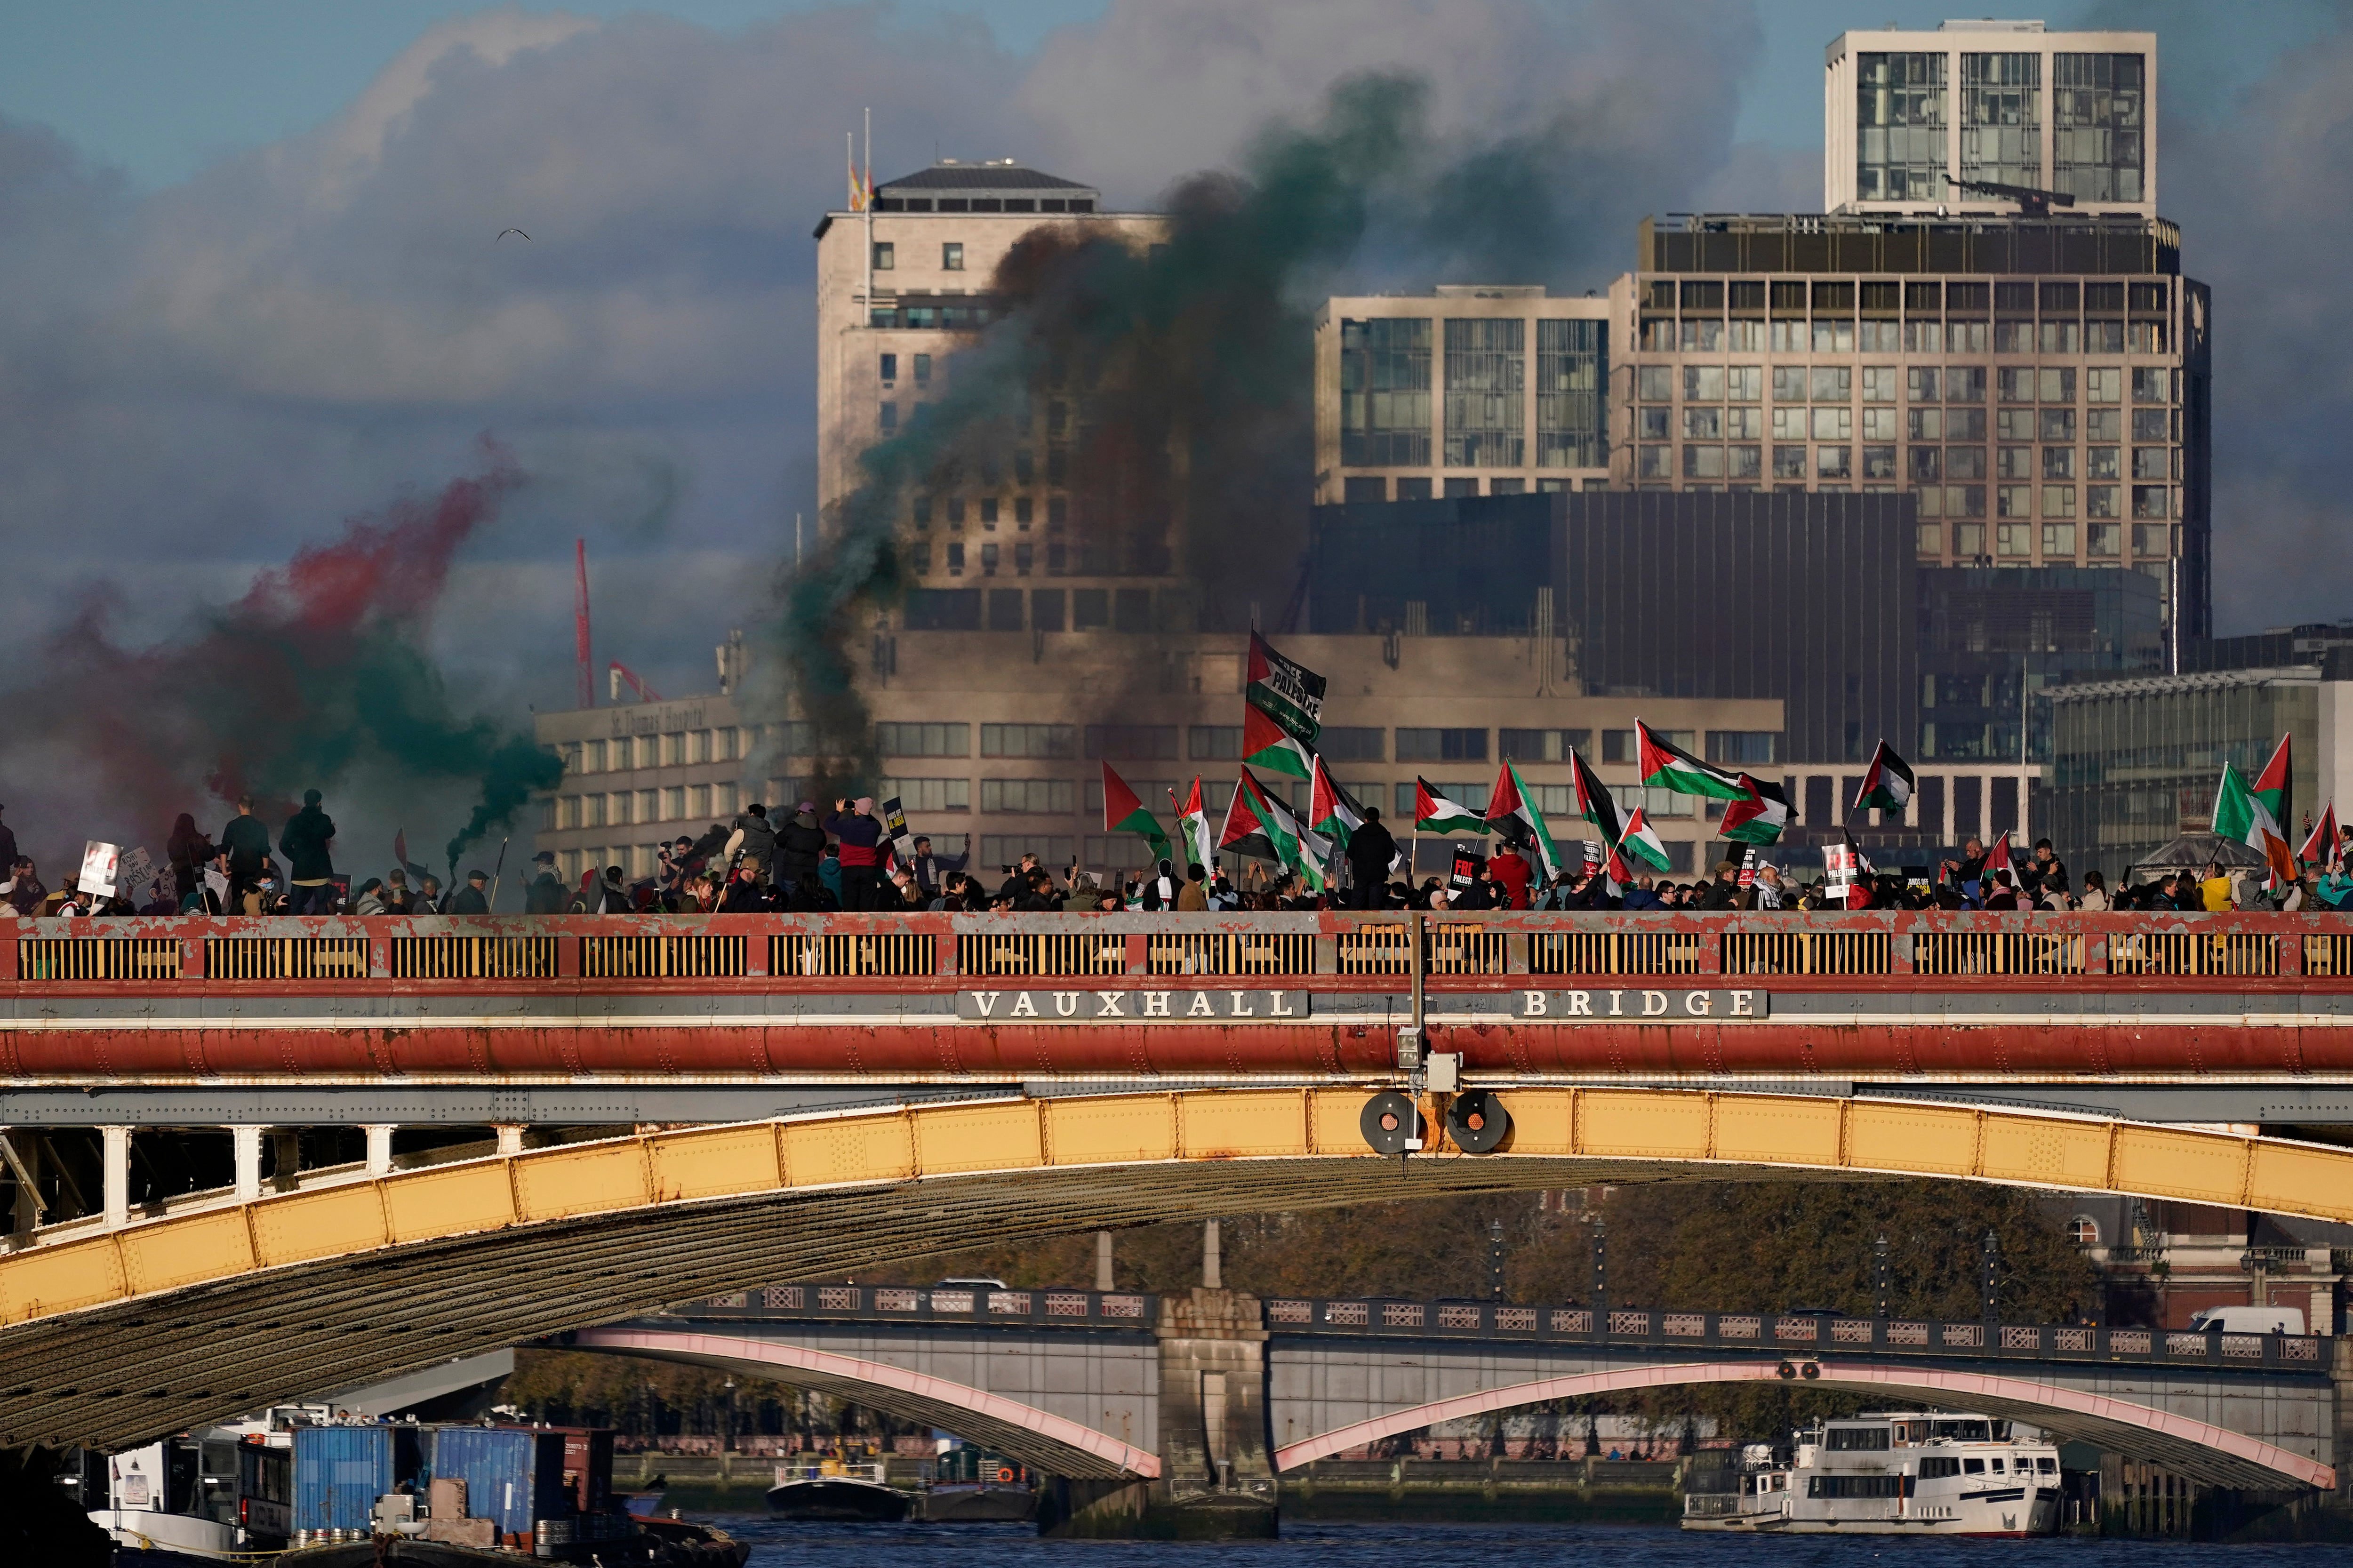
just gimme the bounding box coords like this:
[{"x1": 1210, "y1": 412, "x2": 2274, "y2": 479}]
[{"x1": 16, "y1": 939, "x2": 182, "y2": 981}]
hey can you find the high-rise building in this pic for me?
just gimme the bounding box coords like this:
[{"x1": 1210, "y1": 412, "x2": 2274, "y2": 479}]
[
  {"x1": 1313, "y1": 288, "x2": 1611, "y2": 504},
  {"x1": 1606, "y1": 22, "x2": 2205, "y2": 647},
  {"x1": 1826, "y1": 20, "x2": 2157, "y2": 218},
  {"x1": 813, "y1": 160, "x2": 1167, "y2": 599}
]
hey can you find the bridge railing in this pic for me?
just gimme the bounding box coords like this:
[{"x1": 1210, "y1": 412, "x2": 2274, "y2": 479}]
[
  {"x1": 9, "y1": 911, "x2": 2353, "y2": 987},
  {"x1": 1263, "y1": 1297, "x2": 2330, "y2": 1374},
  {"x1": 670, "y1": 1283, "x2": 1158, "y2": 1330}
]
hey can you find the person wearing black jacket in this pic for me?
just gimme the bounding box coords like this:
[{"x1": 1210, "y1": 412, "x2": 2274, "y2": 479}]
[
  {"x1": 219, "y1": 796, "x2": 272, "y2": 899},
  {"x1": 1344, "y1": 808, "x2": 1398, "y2": 910},
  {"x1": 524, "y1": 851, "x2": 569, "y2": 914},
  {"x1": 775, "y1": 804, "x2": 828, "y2": 900},
  {"x1": 279, "y1": 789, "x2": 336, "y2": 915},
  {"x1": 1697, "y1": 861, "x2": 1743, "y2": 910},
  {"x1": 447, "y1": 870, "x2": 491, "y2": 914}
]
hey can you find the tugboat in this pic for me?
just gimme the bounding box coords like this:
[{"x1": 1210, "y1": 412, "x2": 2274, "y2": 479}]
[
  {"x1": 923, "y1": 1448, "x2": 1035, "y2": 1522},
  {"x1": 1682, "y1": 1412, "x2": 2062, "y2": 1536},
  {"x1": 765, "y1": 1454, "x2": 911, "y2": 1522},
  {"x1": 80, "y1": 1424, "x2": 291, "y2": 1564}
]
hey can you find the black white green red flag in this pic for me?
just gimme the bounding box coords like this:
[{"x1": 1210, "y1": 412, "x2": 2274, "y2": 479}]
[
  {"x1": 1853, "y1": 741, "x2": 1915, "y2": 814},
  {"x1": 1636, "y1": 720, "x2": 1746, "y2": 801},
  {"x1": 2253, "y1": 736, "x2": 2292, "y2": 849},
  {"x1": 1221, "y1": 768, "x2": 1328, "y2": 887},
  {"x1": 1242, "y1": 702, "x2": 1315, "y2": 779},
  {"x1": 2214, "y1": 761, "x2": 2298, "y2": 887},
  {"x1": 1415, "y1": 777, "x2": 1487, "y2": 836},
  {"x1": 1100, "y1": 761, "x2": 1172, "y2": 864},
  {"x1": 2302, "y1": 803, "x2": 2339, "y2": 872},
  {"x1": 1485, "y1": 760, "x2": 1565, "y2": 879},
  {"x1": 1310, "y1": 754, "x2": 1368, "y2": 850},
  {"x1": 1245, "y1": 631, "x2": 1325, "y2": 747},
  {"x1": 1718, "y1": 774, "x2": 1793, "y2": 845},
  {"x1": 1169, "y1": 779, "x2": 1216, "y2": 872},
  {"x1": 1568, "y1": 747, "x2": 1624, "y2": 846},
  {"x1": 1613, "y1": 805, "x2": 1673, "y2": 873}
]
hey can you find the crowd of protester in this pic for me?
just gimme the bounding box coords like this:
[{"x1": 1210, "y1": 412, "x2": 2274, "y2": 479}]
[{"x1": 2, "y1": 795, "x2": 2346, "y2": 919}]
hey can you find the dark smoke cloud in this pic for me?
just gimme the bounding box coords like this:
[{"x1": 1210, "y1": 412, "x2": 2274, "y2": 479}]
[
  {"x1": 776, "y1": 56, "x2": 1782, "y2": 771},
  {"x1": 2, "y1": 447, "x2": 560, "y2": 875}
]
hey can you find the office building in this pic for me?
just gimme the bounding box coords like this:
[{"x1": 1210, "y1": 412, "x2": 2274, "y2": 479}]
[
  {"x1": 1826, "y1": 20, "x2": 2158, "y2": 218},
  {"x1": 2046, "y1": 660, "x2": 2353, "y2": 880},
  {"x1": 1313, "y1": 287, "x2": 1611, "y2": 504},
  {"x1": 530, "y1": 636, "x2": 1779, "y2": 884},
  {"x1": 1612, "y1": 214, "x2": 2208, "y2": 646},
  {"x1": 813, "y1": 160, "x2": 1169, "y2": 589}
]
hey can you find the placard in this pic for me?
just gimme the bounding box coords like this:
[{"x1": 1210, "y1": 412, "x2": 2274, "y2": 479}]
[{"x1": 77, "y1": 840, "x2": 120, "y2": 898}]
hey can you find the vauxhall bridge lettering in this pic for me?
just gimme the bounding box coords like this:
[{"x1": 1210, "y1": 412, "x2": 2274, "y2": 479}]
[{"x1": 953, "y1": 989, "x2": 1769, "y2": 1022}]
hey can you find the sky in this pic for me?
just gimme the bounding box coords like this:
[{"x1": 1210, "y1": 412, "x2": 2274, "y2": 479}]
[{"x1": 1, "y1": 0, "x2": 2350, "y2": 860}]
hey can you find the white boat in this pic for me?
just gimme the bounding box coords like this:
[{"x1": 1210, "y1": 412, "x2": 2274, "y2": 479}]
[
  {"x1": 1682, "y1": 1411, "x2": 2062, "y2": 1536},
  {"x1": 87, "y1": 1423, "x2": 292, "y2": 1564}
]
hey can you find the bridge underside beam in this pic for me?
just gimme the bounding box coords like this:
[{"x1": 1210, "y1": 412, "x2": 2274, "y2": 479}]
[
  {"x1": 0, "y1": 1154, "x2": 1814, "y2": 1452},
  {"x1": 1277, "y1": 1360, "x2": 2333, "y2": 1492},
  {"x1": 578, "y1": 1329, "x2": 1157, "y2": 1480}
]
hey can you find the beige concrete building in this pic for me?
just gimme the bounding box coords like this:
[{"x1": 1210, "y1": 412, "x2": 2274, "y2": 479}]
[
  {"x1": 814, "y1": 160, "x2": 1168, "y2": 598},
  {"x1": 1826, "y1": 20, "x2": 2157, "y2": 218},
  {"x1": 532, "y1": 632, "x2": 1782, "y2": 884},
  {"x1": 1313, "y1": 287, "x2": 1610, "y2": 505}
]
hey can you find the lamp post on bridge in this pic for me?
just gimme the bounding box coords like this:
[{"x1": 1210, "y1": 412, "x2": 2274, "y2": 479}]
[
  {"x1": 1592, "y1": 1219, "x2": 1608, "y2": 1323},
  {"x1": 1875, "y1": 1232, "x2": 1890, "y2": 1319},
  {"x1": 1487, "y1": 1218, "x2": 1506, "y2": 1303},
  {"x1": 1983, "y1": 1228, "x2": 2001, "y2": 1324}
]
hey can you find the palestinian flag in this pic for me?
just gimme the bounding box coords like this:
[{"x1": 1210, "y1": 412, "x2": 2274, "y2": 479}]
[
  {"x1": 1853, "y1": 741, "x2": 1915, "y2": 815},
  {"x1": 1170, "y1": 779, "x2": 1216, "y2": 872},
  {"x1": 1415, "y1": 777, "x2": 1487, "y2": 836},
  {"x1": 1243, "y1": 701, "x2": 1315, "y2": 779},
  {"x1": 1636, "y1": 719, "x2": 1746, "y2": 801},
  {"x1": 2302, "y1": 803, "x2": 2339, "y2": 873},
  {"x1": 1982, "y1": 833, "x2": 2013, "y2": 881},
  {"x1": 1102, "y1": 761, "x2": 1173, "y2": 865},
  {"x1": 2214, "y1": 761, "x2": 2298, "y2": 887},
  {"x1": 1613, "y1": 805, "x2": 1673, "y2": 873},
  {"x1": 1568, "y1": 747, "x2": 1625, "y2": 846},
  {"x1": 1718, "y1": 774, "x2": 1793, "y2": 845},
  {"x1": 1222, "y1": 768, "x2": 1329, "y2": 887},
  {"x1": 1246, "y1": 631, "x2": 1325, "y2": 746},
  {"x1": 1486, "y1": 761, "x2": 1565, "y2": 879},
  {"x1": 1310, "y1": 754, "x2": 1368, "y2": 850},
  {"x1": 2253, "y1": 736, "x2": 2292, "y2": 861}
]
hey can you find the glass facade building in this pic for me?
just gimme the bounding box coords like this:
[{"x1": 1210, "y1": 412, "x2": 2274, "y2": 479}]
[
  {"x1": 1318, "y1": 288, "x2": 1610, "y2": 504},
  {"x1": 1825, "y1": 23, "x2": 2156, "y2": 220},
  {"x1": 2048, "y1": 670, "x2": 2324, "y2": 882}
]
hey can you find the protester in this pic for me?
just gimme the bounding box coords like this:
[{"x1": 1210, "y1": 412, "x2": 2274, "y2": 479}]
[
  {"x1": 524, "y1": 851, "x2": 568, "y2": 914},
  {"x1": 2, "y1": 857, "x2": 41, "y2": 917},
  {"x1": 414, "y1": 874, "x2": 444, "y2": 914},
  {"x1": 448, "y1": 869, "x2": 491, "y2": 914},
  {"x1": 278, "y1": 789, "x2": 337, "y2": 915},
  {"x1": 1343, "y1": 808, "x2": 1398, "y2": 911},
  {"x1": 824, "y1": 798, "x2": 887, "y2": 912},
  {"x1": 352, "y1": 878, "x2": 389, "y2": 914}
]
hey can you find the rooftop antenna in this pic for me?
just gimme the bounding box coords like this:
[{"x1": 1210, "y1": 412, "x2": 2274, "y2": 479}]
[{"x1": 574, "y1": 538, "x2": 594, "y2": 710}]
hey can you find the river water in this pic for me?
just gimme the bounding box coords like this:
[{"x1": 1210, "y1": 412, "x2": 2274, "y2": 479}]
[{"x1": 715, "y1": 1516, "x2": 2329, "y2": 1563}]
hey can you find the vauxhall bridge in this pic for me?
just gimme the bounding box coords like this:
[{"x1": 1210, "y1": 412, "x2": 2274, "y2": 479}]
[{"x1": 3, "y1": 906, "x2": 2353, "y2": 1523}]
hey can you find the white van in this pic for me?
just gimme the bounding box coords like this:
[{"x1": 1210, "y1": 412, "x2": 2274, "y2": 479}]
[{"x1": 2187, "y1": 1305, "x2": 2305, "y2": 1335}]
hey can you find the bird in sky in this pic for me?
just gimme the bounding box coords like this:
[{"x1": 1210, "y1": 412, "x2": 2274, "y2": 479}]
[{"x1": 496, "y1": 228, "x2": 531, "y2": 243}]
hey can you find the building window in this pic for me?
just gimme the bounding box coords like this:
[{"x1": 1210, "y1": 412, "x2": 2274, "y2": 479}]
[
  {"x1": 1014, "y1": 496, "x2": 1033, "y2": 526},
  {"x1": 1996, "y1": 520, "x2": 2032, "y2": 557},
  {"x1": 1861, "y1": 408, "x2": 1897, "y2": 441},
  {"x1": 1809, "y1": 366, "x2": 1852, "y2": 403},
  {"x1": 2042, "y1": 486, "x2": 2077, "y2": 520},
  {"x1": 1706, "y1": 731, "x2": 1778, "y2": 767},
  {"x1": 980, "y1": 778, "x2": 1076, "y2": 815},
  {"x1": 2132, "y1": 368, "x2": 2170, "y2": 405},
  {"x1": 1340, "y1": 318, "x2": 1433, "y2": 466},
  {"x1": 1772, "y1": 445, "x2": 1806, "y2": 480},
  {"x1": 879, "y1": 352, "x2": 897, "y2": 384},
  {"x1": 980, "y1": 542, "x2": 999, "y2": 576},
  {"x1": 1533, "y1": 318, "x2": 1604, "y2": 468},
  {"x1": 945, "y1": 541, "x2": 965, "y2": 575},
  {"x1": 914, "y1": 353, "x2": 931, "y2": 385},
  {"x1": 1856, "y1": 51, "x2": 1947, "y2": 200},
  {"x1": 980, "y1": 497, "x2": 999, "y2": 527},
  {"x1": 880, "y1": 777, "x2": 971, "y2": 813},
  {"x1": 1639, "y1": 445, "x2": 1672, "y2": 480},
  {"x1": 1189, "y1": 726, "x2": 1242, "y2": 760},
  {"x1": 2068, "y1": 1216, "x2": 2100, "y2": 1247},
  {"x1": 1682, "y1": 445, "x2": 1725, "y2": 480},
  {"x1": 1086, "y1": 725, "x2": 1178, "y2": 760},
  {"x1": 2088, "y1": 521, "x2": 2121, "y2": 556},
  {"x1": 2087, "y1": 485, "x2": 2121, "y2": 520},
  {"x1": 879, "y1": 401, "x2": 897, "y2": 435},
  {"x1": 981, "y1": 723, "x2": 1075, "y2": 759},
  {"x1": 1816, "y1": 446, "x2": 1851, "y2": 480},
  {"x1": 1917, "y1": 520, "x2": 1943, "y2": 557},
  {"x1": 872, "y1": 241, "x2": 894, "y2": 270},
  {"x1": 1861, "y1": 446, "x2": 1897, "y2": 480},
  {"x1": 1810, "y1": 408, "x2": 1851, "y2": 441},
  {"x1": 1396, "y1": 728, "x2": 1488, "y2": 762},
  {"x1": 942, "y1": 242, "x2": 964, "y2": 271},
  {"x1": 1637, "y1": 364, "x2": 1672, "y2": 402},
  {"x1": 1961, "y1": 52, "x2": 2041, "y2": 188},
  {"x1": 2043, "y1": 521, "x2": 2077, "y2": 557},
  {"x1": 876, "y1": 722, "x2": 970, "y2": 758},
  {"x1": 2054, "y1": 53, "x2": 2145, "y2": 202},
  {"x1": 1954, "y1": 521, "x2": 1985, "y2": 558},
  {"x1": 1729, "y1": 445, "x2": 1762, "y2": 480},
  {"x1": 1498, "y1": 728, "x2": 1587, "y2": 763},
  {"x1": 1443, "y1": 317, "x2": 1525, "y2": 468},
  {"x1": 2132, "y1": 486, "x2": 2169, "y2": 520}
]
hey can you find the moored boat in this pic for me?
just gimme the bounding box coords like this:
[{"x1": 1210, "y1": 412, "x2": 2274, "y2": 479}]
[
  {"x1": 765, "y1": 1458, "x2": 911, "y2": 1522},
  {"x1": 1682, "y1": 1411, "x2": 2062, "y2": 1536}
]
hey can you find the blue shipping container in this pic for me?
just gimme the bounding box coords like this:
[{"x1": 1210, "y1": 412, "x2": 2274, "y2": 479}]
[
  {"x1": 291, "y1": 1425, "x2": 423, "y2": 1534},
  {"x1": 429, "y1": 1427, "x2": 572, "y2": 1542}
]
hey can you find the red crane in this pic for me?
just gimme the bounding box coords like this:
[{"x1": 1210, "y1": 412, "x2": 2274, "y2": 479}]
[{"x1": 608, "y1": 660, "x2": 663, "y2": 704}]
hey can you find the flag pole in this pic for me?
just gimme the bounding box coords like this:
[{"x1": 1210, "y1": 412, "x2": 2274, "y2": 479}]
[{"x1": 861, "y1": 108, "x2": 873, "y2": 324}]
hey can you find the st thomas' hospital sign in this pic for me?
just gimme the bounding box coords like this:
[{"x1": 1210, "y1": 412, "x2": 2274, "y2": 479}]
[{"x1": 954, "y1": 989, "x2": 1771, "y2": 1022}]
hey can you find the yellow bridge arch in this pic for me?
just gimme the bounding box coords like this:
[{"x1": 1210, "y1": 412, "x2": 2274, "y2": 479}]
[{"x1": 4, "y1": 1087, "x2": 2351, "y2": 1453}]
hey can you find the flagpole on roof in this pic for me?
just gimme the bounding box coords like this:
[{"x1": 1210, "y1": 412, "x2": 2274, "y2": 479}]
[{"x1": 861, "y1": 108, "x2": 873, "y2": 319}]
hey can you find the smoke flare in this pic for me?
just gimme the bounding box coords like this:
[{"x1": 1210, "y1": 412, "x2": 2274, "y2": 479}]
[{"x1": 3, "y1": 443, "x2": 560, "y2": 874}]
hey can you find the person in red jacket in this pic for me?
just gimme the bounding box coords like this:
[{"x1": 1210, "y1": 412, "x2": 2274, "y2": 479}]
[
  {"x1": 825, "y1": 797, "x2": 888, "y2": 911},
  {"x1": 1489, "y1": 846, "x2": 1533, "y2": 910}
]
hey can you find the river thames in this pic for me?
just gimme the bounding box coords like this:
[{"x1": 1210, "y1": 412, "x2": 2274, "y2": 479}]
[{"x1": 720, "y1": 1516, "x2": 2333, "y2": 1562}]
